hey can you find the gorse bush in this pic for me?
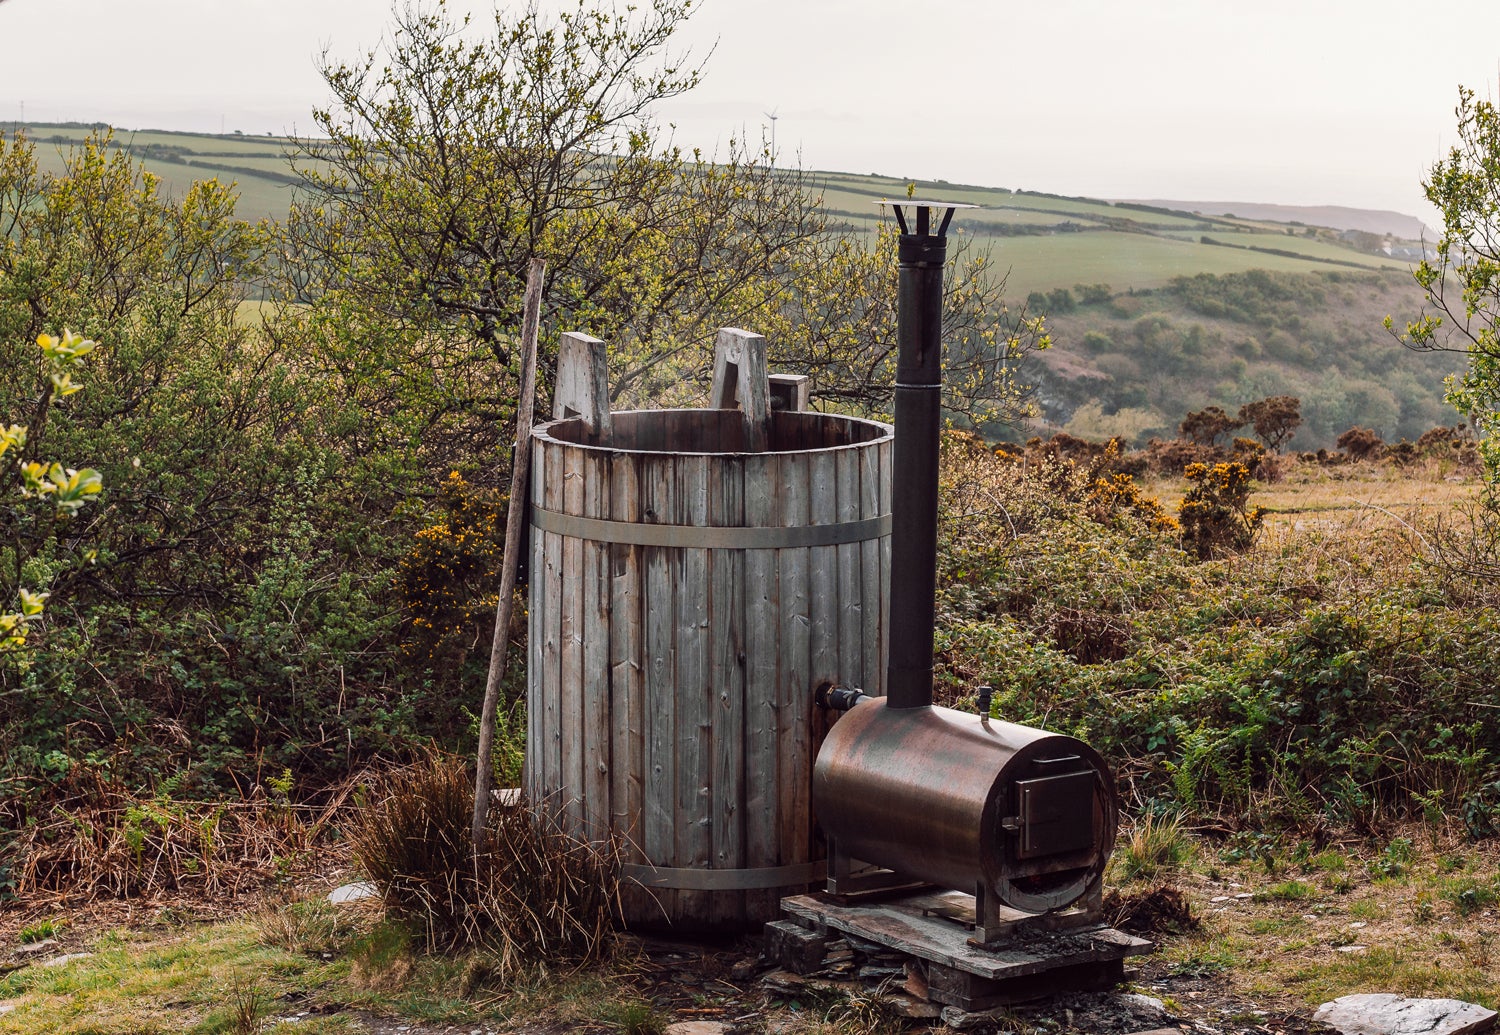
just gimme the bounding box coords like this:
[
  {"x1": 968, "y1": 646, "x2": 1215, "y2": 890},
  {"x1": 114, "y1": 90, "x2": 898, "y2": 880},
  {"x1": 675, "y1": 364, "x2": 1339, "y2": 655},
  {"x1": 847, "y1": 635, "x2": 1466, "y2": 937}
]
[
  {"x1": 0, "y1": 130, "x2": 506, "y2": 807},
  {"x1": 1177, "y1": 461, "x2": 1264, "y2": 560},
  {"x1": 2, "y1": 329, "x2": 103, "y2": 665},
  {"x1": 397, "y1": 471, "x2": 507, "y2": 665}
]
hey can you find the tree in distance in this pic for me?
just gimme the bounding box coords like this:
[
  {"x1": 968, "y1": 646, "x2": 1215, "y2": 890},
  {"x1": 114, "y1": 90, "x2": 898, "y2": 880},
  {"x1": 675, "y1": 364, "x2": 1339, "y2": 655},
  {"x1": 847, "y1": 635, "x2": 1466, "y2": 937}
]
[
  {"x1": 283, "y1": 0, "x2": 819, "y2": 403},
  {"x1": 1179, "y1": 405, "x2": 1243, "y2": 448},
  {"x1": 1238, "y1": 395, "x2": 1302, "y2": 451}
]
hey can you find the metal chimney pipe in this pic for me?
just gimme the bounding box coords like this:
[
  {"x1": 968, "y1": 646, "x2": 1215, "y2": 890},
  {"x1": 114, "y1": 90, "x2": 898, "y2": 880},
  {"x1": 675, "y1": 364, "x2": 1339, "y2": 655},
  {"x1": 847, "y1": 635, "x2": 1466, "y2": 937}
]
[{"x1": 883, "y1": 199, "x2": 970, "y2": 710}]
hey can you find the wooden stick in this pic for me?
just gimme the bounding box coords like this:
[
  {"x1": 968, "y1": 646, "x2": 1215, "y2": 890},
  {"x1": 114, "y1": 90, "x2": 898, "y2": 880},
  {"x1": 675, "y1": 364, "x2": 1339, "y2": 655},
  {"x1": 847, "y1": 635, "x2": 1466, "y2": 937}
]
[{"x1": 473, "y1": 257, "x2": 546, "y2": 848}]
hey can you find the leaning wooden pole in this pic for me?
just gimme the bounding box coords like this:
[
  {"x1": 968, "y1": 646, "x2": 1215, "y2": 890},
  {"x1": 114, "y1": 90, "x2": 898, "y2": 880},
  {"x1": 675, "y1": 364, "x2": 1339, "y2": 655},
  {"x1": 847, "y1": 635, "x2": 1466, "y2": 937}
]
[{"x1": 473, "y1": 257, "x2": 546, "y2": 848}]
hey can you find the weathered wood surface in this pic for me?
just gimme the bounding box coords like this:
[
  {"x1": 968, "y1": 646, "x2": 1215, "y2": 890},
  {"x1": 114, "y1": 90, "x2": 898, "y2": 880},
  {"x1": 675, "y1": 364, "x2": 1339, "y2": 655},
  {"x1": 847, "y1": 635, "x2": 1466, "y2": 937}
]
[
  {"x1": 524, "y1": 436, "x2": 545, "y2": 797},
  {"x1": 709, "y1": 453, "x2": 746, "y2": 929},
  {"x1": 768, "y1": 372, "x2": 810, "y2": 413},
  {"x1": 709, "y1": 328, "x2": 770, "y2": 452},
  {"x1": 537, "y1": 440, "x2": 564, "y2": 807},
  {"x1": 608, "y1": 451, "x2": 649, "y2": 923},
  {"x1": 528, "y1": 407, "x2": 893, "y2": 930},
  {"x1": 474, "y1": 257, "x2": 545, "y2": 845},
  {"x1": 581, "y1": 447, "x2": 611, "y2": 834},
  {"x1": 552, "y1": 332, "x2": 612, "y2": 438},
  {"x1": 674, "y1": 452, "x2": 711, "y2": 925},
  {"x1": 775, "y1": 447, "x2": 813, "y2": 921},
  {"x1": 779, "y1": 893, "x2": 1152, "y2": 981},
  {"x1": 560, "y1": 443, "x2": 585, "y2": 835},
  {"x1": 742, "y1": 450, "x2": 780, "y2": 923},
  {"x1": 642, "y1": 452, "x2": 675, "y2": 915}
]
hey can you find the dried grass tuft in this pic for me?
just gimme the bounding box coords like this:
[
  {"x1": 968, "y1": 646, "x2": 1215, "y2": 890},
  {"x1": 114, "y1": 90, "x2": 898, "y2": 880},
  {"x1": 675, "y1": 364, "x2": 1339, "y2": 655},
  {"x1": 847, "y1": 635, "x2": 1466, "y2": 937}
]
[
  {"x1": 351, "y1": 750, "x2": 619, "y2": 976},
  {"x1": 1116, "y1": 811, "x2": 1194, "y2": 881},
  {"x1": 4, "y1": 766, "x2": 356, "y2": 902},
  {"x1": 228, "y1": 976, "x2": 266, "y2": 1035},
  {"x1": 253, "y1": 895, "x2": 363, "y2": 956}
]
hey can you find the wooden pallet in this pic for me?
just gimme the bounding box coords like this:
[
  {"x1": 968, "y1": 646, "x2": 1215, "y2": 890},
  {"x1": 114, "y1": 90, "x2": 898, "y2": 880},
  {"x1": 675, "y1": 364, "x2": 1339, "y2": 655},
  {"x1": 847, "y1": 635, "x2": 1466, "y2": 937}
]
[{"x1": 771, "y1": 891, "x2": 1153, "y2": 1011}]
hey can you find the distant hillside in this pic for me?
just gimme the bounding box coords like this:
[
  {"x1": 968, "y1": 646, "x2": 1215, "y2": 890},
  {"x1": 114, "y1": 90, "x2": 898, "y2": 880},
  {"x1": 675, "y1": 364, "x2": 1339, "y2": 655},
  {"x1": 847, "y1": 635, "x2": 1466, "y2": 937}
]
[
  {"x1": 1120, "y1": 200, "x2": 1432, "y2": 240},
  {"x1": 7, "y1": 123, "x2": 1459, "y2": 445},
  {"x1": 10, "y1": 125, "x2": 1427, "y2": 295},
  {"x1": 1018, "y1": 268, "x2": 1462, "y2": 451},
  {"x1": 14, "y1": 122, "x2": 303, "y2": 224}
]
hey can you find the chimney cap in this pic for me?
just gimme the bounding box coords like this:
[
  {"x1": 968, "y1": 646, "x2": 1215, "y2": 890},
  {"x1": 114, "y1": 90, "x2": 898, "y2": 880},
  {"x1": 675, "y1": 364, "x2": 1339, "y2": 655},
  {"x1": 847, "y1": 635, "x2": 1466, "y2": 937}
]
[
  {"x1": 876, "y1": 198, "x2": 975, "y2": 237},
  {"x1": 875, "y1": 198, "x2": 977, "y2": 210}
]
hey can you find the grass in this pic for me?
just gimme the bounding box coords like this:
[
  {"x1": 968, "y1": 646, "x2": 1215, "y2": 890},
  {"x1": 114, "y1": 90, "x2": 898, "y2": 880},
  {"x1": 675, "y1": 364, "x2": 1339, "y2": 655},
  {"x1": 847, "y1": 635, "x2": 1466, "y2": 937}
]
[
  {"x1": 6, "y1": 824, "x2": 1500, "y2": 1030},
  {"x1": 1197, "y1": 229, "x2": 1411, "y2": 268},
  {"x1": 0, "y1": 920, "x2": 335, "y2": 1034},
  {"x1": 606, "y1": 999, "x2": 668, "y2": 1035},
  {"x1": 16, "y1": 918, "x2": 62, "y2": 944},
  {"x1": 17, "y1": 123, "x2": 310, "y2": 223},
  {"x1": 1253, "y1": 880, "x2": 1317, "y2": 902},
  {"x1": 968, "y1": 231, "x2": 1400, "y2": 299},
  {"x1": 350, "y1": 752, "x2": 617, "y2": 967},
  {"x1": 814, "y1": 168, "x2": 1412, "y2": 296},
  {"x1": 1116, "y1": 811, "x2": 1194, "y2": 880},
  {"x1": 1141, "y1": 458, "x2": 1484, "y2": 539},
  {"x1": 1144, "y1": 831, "x2": 1500, "y2": 1013},
  {"x1": 0, "y1": 904, "x2": 645, "y2": 1034},
  {"x1": 27, "y1": 140, "x2": 298, "y2": 223},
  {"x1": 1437, "y1": 875, "x2": 1500, "y2": 915}
]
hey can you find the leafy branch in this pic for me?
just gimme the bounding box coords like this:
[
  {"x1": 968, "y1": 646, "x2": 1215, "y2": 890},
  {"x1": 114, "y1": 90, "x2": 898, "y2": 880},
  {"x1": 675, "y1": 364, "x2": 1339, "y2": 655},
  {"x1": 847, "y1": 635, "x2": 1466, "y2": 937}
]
[{"x1": 2, "y1": 330, "x2": 103, "y2": 661}]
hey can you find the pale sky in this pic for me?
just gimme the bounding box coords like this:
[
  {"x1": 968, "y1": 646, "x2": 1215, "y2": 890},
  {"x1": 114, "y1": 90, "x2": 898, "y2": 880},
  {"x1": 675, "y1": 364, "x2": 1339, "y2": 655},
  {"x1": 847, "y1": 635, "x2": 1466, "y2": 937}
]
[{"x1": 3, "y1": 0, "x2": 1498, "y2": 223}]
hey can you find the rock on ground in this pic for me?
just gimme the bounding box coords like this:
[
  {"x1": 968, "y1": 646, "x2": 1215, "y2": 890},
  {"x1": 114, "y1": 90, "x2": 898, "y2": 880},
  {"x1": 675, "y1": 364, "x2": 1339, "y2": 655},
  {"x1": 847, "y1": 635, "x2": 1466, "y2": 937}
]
[
  {"x1": 1314, "y1": 994, "x2": 1498, "y2": 1035},
  {"x1": 327, "y1": 881, "x2": 379, "y2": 904}
]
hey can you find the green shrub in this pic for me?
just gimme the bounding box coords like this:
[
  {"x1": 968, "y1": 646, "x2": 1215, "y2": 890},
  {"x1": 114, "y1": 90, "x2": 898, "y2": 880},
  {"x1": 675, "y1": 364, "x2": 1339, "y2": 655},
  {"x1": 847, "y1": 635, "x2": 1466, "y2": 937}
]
[{"x1": 0, "y1": 131, "x2": 498, "y2": 806}]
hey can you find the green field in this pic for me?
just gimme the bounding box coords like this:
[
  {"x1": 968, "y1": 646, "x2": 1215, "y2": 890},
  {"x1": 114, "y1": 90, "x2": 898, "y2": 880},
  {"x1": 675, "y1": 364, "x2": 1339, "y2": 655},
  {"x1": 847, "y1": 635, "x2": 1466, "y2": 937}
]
[
  {"x1": 9, "y1": 122, "x2": 1423, "y2": 294},
  {"x1": 18, "y1": 123, "x2": 304, "y2": 223},
  {"x1": 965, "y1": 228, "x2": 1407, "y2": 299},
  {"x1": 811, "y1": 170, "x2": 1416, "y2": 294}
]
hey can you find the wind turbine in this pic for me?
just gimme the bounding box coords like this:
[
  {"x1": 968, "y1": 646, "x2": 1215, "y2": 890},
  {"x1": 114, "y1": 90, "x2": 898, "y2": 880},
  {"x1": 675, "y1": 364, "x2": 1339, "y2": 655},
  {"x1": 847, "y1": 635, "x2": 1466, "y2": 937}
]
[{"x1": 764, "y1": 108, "x2": 779, "y2": 169}]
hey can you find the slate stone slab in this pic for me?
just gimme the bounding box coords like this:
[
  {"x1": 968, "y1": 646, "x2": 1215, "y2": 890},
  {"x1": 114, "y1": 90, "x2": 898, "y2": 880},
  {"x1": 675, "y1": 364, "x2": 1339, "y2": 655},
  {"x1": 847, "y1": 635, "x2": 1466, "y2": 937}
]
[
  {"x1": 1315, "y1": 994, "x2": 1498, "y2": 1035},
  {"x1": 327, "y1": 881, "x2": 379, "y2": 904}
]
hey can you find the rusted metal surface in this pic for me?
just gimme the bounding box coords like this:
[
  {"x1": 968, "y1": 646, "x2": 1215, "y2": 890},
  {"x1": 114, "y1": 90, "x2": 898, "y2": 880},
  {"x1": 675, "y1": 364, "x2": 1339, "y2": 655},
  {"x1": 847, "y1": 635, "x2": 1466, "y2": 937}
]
[{"x1": 812, "y1": 699, "x2": 1118, "y2": 914}]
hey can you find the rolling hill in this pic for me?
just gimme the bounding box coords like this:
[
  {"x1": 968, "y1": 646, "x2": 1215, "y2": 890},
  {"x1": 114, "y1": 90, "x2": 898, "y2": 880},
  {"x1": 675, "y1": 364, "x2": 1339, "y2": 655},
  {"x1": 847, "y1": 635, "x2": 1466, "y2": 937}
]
[
  {"x1": 4, "y1": 122, "x2": 1456, "y2": 448},
  {"x1": 1118, "y1": 200, "x2": 1432, "y2": 240}
]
